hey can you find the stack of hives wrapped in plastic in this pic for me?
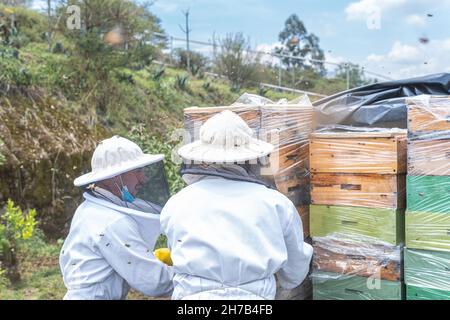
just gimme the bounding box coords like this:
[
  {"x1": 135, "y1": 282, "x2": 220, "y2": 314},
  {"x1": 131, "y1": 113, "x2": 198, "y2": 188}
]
[
  {"x1": 312, "y1": 234, "x2": 403, "y2": 300},
  {"x1": 309, "y1": 129, "x2": 407, "y2": 300},
  {"x1": 405, "y1": 95, "x2": 450, "y2": 300},
  {"x1": 183, "y1": 94, "x2": 313, "y2": 239}
]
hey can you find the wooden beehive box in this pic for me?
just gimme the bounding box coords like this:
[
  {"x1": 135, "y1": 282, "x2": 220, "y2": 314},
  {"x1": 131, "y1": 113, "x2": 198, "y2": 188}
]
[
  {"x1": 312, "y1": 271, "x2": 403, "y2": 300},
  {"x1": 405, "y1": 211, "x2": 450, "y2": 252},
  {"x1": 183, "y1": 105, "x2": 261, "y2": 140},
  {"x1": 404, "y1": 248, "x2": 450, "y2": 293},
  {"x1": 310, "y1": 173, "x2": 406, "y2": 209},
  {"x1": 407, "y1": 139, "x2": 450, "y2": 176},
  {"x1": 260, "y1": 105, "x2": 313, "y2": 147},
  {"x1": 310, "y1": 205, "x2": 404, "y2": 245},
  {"x1": 312, "y1": 237, "x2": 402, "y2": 282},
  {"x1": 269, "y1": 141, "x2": 309, "y2": 175},
  {"x1": 310, "y1": 131, "x2": 407, "y2": 174},
  {"x1": 407, "y1": 285, "x2": 450, "y2": 300},
  {"x1": 274, "y1": 168, "x2": 310, "y2": 205},
  {"x1": 407, "y1": 96, "x2": 450, "y2": 134},
  {"x1": 406, "y1": 175, "x2": 450, "y2": 213}
]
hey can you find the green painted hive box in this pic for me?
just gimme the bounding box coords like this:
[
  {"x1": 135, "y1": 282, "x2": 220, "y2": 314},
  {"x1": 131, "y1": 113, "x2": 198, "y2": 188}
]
[
  {"x1": 407, "y1": 285, "x2": 450, "y2": 300},
  {"x1": 406, "y1": 212, "x2": 450, "y2": 251},
  {"x1": 310, "y1": 205, "x2": 404, "y2": 245},
  {"x1": 407, "y1": 175, "x2": 450, "y2": 213},
  {"x1": 404, "y1": 248, "x2": 450, "y2": 292},
  {"x1": 312, "y1": 271, "x2": 403, "y2": 300}
]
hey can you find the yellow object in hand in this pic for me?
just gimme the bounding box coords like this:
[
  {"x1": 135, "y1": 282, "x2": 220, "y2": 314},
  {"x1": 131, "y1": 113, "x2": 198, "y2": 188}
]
[{"x1": 153, "y1": 248, "x2": 173, "y2": 266}]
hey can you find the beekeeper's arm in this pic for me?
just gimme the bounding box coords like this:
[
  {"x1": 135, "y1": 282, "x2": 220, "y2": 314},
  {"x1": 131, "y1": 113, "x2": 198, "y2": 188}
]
[
  {"x1": 276, "y1": 201, "x2": 313, "y2": 290},
  {"x1": 96, "y1": 216, "x2": 174, "y2": 297}
]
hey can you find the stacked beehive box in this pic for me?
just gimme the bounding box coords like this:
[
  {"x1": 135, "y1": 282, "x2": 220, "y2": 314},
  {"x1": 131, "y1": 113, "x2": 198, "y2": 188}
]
[
  {"x1": 183, "y1": 103, "x2": 313, "y2": 238},
  {"x1": 405, "y1": 95, "x2": 450, "y2": 300},
  {"x1": 309, "y1": 130, "x2": 407, "y2": 300}
]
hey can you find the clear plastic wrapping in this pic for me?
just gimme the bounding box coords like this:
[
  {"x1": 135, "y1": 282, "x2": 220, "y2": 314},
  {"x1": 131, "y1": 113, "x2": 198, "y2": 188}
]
[
  {"x1": 312, "y1": 234, "x2": 402, "y2": 281},
  {"x1": 310, "y1": 205, "x2": 404, "y2": 245},
  {"x1": 309, "y1": 129, "x2": 407, "y2": 209},
  {"x1": 404, "y1": 248, "x2": 450, "y2": 299},
  {"x1": 405, "y1": 95, "x2": 450, "y2": 254},
  {"x1": 312, "y1": 234, "x2": 403, "y2": 300}
]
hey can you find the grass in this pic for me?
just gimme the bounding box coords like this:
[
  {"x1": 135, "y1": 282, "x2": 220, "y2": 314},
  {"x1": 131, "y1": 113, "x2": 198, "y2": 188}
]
[{"x1": 0, "y1": 232, "x2": 169, "y2": 300}]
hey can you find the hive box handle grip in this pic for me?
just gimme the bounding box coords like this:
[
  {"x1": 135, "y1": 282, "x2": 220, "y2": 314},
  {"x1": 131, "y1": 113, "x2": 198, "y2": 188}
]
[
  {"x1": 341, "y1": 184, "x2": 362, "y2": 191},
  {"x1": 341, "y1": 220, "x2": 358, "y2": 225},
  {"x1": 345, "y1": 288, "x2": 364, "y2": 295}
]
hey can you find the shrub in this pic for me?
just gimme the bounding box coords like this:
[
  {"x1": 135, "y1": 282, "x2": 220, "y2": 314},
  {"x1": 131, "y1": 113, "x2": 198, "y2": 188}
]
[
  {"x1": 0, "y1": 199, "x2": 37, "y2": 282},
  {"x1": 175, "y1": 74, "x2": 189, "y2": 91}
]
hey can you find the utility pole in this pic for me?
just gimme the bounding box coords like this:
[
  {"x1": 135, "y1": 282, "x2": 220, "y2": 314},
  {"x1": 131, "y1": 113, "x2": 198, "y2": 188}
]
[
  {"x1": 346, "y1": 62, "x2": 350, "y2": 90},
  {"x1": 179, "y1": 9, "x2": 192, "y2": 73}
]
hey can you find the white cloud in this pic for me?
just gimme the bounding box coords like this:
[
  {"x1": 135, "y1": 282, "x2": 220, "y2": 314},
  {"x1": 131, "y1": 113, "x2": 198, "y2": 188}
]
[
  {"x1": 364, "y1": 38, "x2": 450, "y2": 79},
  {"x1": 345, "y1": 0, "x2": 407, "y2": 21},
  {"x1": 405, "y1": 14, "x2": 426, "y2": 27},
  {"x1": 154, "y1": 1, "x2": 179, "y2": 13}
]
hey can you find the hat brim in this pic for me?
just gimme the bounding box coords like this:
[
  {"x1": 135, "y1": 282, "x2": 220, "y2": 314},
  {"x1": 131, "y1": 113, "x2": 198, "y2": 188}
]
[
  {"x1": 178, "y1": 138, "x2": 274, "y2": 163},
  {"x1": 74, "y1": 154, "x2": 164, "y2": 187}
]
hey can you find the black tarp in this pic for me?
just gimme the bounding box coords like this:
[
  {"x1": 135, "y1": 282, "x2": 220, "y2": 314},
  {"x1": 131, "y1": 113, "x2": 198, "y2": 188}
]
[{"x1": 312, "y1": 73, "x2": 450, "y2": 129}]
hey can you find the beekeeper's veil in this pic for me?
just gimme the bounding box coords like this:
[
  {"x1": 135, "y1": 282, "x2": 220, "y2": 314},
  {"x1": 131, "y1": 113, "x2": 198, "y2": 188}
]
[{"x1": 74, "y1": 136, "x2": 170, "y2": 214}]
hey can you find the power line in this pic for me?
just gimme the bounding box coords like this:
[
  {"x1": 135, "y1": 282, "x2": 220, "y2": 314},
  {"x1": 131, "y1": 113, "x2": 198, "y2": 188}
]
[{"x1": 151, "y1": 32, "x2": 394, "y2": 81}]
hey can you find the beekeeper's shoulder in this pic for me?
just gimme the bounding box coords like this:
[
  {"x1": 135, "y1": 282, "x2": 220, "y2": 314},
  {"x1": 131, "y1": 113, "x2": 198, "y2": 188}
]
[{"x1": 82, "y1": 197, "x2": 135, "y2": 237}]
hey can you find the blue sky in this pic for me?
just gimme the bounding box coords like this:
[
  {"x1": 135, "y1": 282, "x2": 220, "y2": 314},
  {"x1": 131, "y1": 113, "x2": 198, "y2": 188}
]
[{"x1": 151, "y1": 0, "x2": 450, "y2": 79}]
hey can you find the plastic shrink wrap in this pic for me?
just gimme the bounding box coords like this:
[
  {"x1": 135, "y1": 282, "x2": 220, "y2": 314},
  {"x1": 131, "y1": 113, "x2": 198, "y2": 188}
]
[
  {"x1": 183, "y1": 93, "x2": 313, "y2": 237},
  {"x1": 312, "y1": 234, "x2": 403, "y2": 300},
  {"x1": 308, "y1": 128, "x2": 406, "y2": 300},
  {"x1": 405, "y1": 95, "x2": 450, "y2": 300}
]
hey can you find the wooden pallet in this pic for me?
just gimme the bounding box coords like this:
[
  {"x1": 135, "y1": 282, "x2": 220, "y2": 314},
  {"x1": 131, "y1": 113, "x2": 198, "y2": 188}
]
[
  {"x1": 407, "y1": 175, "x2": 450, "y2": 213},
  {"x1": 311, "y1": 173, "x2": 406, "y2": 209},
  {"x1": 407, "y1": 285, "x2": 450, "y2": 300},
  {"x1": 312, "y1": 271, "x2": 403, "y2": 300},
  {"x1": 407, "y1": 139, "x2": 450, "y2": 176},
  {"x1": 406, "y1": 211, "x2": 450, "y2": 252},
  {"x1": 310, "y1": 131, "x2": 407, "y2": 174},
  {"x1": 312, "y1": 238, "x2": 402, "y2": 281},
  {"x1": 310, "y1": 205, "x2": 404, "y2": 245},
  {"x1": 407, "y1": 97, "x2": 450, "y2": 134},
  {"x1": 404, "y1": 248, "x2": 450, "y2": 292}
]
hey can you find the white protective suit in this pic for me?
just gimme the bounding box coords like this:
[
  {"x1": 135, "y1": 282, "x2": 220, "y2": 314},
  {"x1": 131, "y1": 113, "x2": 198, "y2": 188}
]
[
  {"x1": 60, "y1": 192, "x2": 174, "y2": 300},
  {"x1": 160, "y1": 176, "x2": 313, "y2": 300}
]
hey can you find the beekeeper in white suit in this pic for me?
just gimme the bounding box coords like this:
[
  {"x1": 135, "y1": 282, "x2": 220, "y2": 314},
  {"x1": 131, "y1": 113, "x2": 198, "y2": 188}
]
[
  {"x1": 160, "y1": 110, "x2": 313, "y2": 300},
  {"x1": 60, "y1": 136, "x2": 173, "y2": 299}
]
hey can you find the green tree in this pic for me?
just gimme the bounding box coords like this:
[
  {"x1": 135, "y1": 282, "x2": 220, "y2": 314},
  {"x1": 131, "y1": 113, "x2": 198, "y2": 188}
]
[
  {"x1": 275, "y1": 14, "x2": 325, "y2": 74},
  {"x1": 174, "y1": 48, "x2": 208, "y2": 76},
  {"x1": 215, "y1": 32, "x2": 259, "y2": 89}
]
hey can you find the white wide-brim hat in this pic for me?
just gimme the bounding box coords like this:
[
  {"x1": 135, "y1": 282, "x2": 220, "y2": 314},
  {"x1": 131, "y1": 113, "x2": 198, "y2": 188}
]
[
  {"x1": 74, "y1": 136, "x2": 164, "y2": 187},
  {"x1": 178, "y1": 109, "x2": 274, "y2": 163}
]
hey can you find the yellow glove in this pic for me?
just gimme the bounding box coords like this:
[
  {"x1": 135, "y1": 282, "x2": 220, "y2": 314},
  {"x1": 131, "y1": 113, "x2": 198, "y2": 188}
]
[{"x1": 153, "y1": 248, "x2": 173, "y2": 266}]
